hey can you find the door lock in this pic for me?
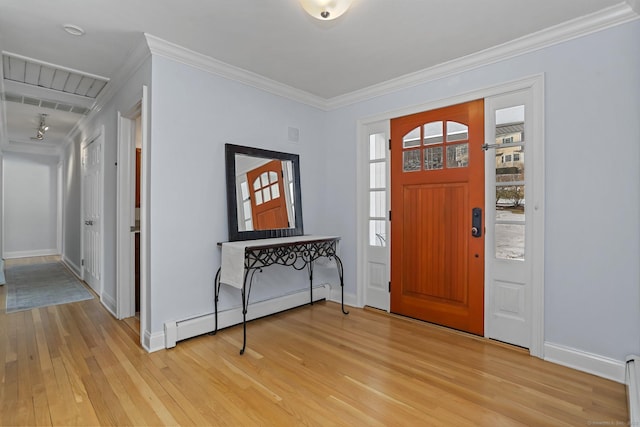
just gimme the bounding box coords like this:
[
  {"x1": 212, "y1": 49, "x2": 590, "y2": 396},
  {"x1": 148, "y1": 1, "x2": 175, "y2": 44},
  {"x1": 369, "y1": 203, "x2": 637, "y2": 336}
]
[{"x1": 471, "y1": 207, "x2": 482, "y2": 238}]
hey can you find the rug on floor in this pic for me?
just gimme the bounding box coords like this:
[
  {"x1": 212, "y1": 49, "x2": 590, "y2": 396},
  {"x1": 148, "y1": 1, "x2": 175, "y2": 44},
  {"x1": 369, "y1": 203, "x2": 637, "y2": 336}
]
[{"x1": 5, "y1": 262, "x2": 94, "y2": 313}]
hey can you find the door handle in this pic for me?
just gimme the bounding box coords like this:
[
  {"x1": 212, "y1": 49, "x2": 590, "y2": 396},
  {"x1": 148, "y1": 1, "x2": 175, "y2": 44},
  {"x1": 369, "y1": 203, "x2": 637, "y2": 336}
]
[{"x1": 471, "y1": 207, "x2": 482, "y2": 237}]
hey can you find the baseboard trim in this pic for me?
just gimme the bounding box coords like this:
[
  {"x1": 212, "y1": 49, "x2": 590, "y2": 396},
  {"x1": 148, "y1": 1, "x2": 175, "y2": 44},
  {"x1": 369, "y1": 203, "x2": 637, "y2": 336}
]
[
  {"x1": 329, "y1": 287, "x2": 358, "y2": 309},
  {"x1": 4, "y1": 249, "x2": 58, "y2": 259},
  {"x1": 101, "y1": 293, "x2": 117, "y2": 318},
  {"x1": 144, "y1": 330, "x2": 165, "y2": 353},
  {"x1": 61, "y1": 256, "x2": 82, "y2": 278},
  {"x1": 164, "y1": 285, "x2": 331, "y2": 349},
  {"x1": 544, "y1": 342, "x2": 625, "y2": 383}
]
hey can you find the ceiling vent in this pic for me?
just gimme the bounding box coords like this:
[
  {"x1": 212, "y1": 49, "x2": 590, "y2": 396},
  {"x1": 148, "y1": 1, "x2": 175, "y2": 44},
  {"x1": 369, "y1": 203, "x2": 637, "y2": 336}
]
[
  {"x1": 2, "y1": 52, "x2": 109, "y2": 99},
  {"x1": 1, "y1": 92, "x2": 91, "y2": 115}
]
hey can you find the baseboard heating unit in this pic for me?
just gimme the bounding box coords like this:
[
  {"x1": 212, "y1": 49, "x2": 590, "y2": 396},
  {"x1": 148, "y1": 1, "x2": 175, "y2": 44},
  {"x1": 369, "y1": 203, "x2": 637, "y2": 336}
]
[
  {"x1": 164, "y1": 284, "x2": 330, "y2": 348},
  {"x1": 627, "y1": 355, "x2": 640, "y2": 425}
]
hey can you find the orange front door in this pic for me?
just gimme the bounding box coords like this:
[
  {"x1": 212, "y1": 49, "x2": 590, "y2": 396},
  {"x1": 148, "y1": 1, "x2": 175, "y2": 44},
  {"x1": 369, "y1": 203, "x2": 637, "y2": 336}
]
[
  {"x1": 246, "y1": 160, "x2": 289, "y2": 230},
  {"x1": 390, "y1": 99, "x2": 484, "y2": 335}
]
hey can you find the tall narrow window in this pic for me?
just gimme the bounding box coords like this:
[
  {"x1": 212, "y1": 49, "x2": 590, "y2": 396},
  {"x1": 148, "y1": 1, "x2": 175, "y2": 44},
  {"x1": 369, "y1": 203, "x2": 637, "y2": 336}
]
[
  {"x1": 494, "y1": 105, "x2": 525, "y2": 260},
  {"x1": 369, "y1": 133, "x2": 387, "y2": 247}
]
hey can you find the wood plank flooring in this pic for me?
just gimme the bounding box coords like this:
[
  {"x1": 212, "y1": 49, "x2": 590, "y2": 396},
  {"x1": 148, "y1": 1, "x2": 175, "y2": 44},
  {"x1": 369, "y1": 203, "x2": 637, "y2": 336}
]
[{"x1": 0, "y1": 258, "x2": 629, "y2": 426}]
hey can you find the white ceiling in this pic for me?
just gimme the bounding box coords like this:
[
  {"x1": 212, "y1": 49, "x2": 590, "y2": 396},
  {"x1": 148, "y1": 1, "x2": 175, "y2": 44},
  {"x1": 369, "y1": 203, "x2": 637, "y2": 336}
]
[{"x1": 0, "y1": 0, "x2": 635, "y2": 153}]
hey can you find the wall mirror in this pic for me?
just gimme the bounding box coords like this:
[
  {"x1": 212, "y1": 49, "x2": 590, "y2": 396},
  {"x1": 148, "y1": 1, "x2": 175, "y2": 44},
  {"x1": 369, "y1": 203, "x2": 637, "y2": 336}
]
[{"x1": 225, "y1": 143, "x2": 304, "y2": 241}]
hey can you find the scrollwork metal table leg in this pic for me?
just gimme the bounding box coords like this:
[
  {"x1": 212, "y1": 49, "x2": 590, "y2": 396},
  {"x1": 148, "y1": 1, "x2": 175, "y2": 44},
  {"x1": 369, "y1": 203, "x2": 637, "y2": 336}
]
[
  {"x1": 334, "y1": 255, "x2": 349, "y2": 315},
  {"x1": 212, "y1": 267, "x2": 221, "y2": 335},
  {"x1": 239, "y1": 268, "x2": 258, "y2": 355},
  {"x1": 240, "y1": 284, "x2": 247, "y2": 355},
  {"x1": 308, "y1": 261, "x2": 314, "y2": 305}
]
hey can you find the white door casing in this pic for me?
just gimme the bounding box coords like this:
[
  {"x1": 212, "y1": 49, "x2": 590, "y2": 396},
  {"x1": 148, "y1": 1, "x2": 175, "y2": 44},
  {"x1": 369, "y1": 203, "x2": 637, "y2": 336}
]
[
  {"x1": 116, "y1": 85, "x2": 150, "y2": 349},
  {"x1": 117, "y1": 108, "x2": 138, "y2": 319},
  {"x1": 81, "y1": 130, "x2": 104, "y2": 295},
  {"x1": 356, "y1": 75, "x2": 544, "y2": 357}
]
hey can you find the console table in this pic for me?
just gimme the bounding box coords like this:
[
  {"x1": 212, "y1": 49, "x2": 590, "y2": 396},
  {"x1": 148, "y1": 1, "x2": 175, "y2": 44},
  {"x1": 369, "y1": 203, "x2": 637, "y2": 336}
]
[{"x1": 214, "y1": 235, "x2": 348, "y2": 354}]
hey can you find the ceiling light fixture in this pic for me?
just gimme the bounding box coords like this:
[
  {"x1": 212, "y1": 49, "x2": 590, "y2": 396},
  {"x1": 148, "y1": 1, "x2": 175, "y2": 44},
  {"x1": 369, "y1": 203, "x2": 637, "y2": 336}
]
[
  {"x1": 63, "y1": 24, "x2": 85, "y2": 36},
  {"x1": 299, "y1": 0, "x2": 353, "y2": 20}
]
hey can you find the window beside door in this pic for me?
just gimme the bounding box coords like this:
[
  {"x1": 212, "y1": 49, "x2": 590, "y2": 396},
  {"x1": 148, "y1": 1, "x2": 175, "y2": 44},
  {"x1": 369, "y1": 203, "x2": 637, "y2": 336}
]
[
  {"x1": 369, "y1": 133, "x2": 387, "y2": 247},
  {"x1": 494, "y1": 105, "x2": 525, "y2": 260}
]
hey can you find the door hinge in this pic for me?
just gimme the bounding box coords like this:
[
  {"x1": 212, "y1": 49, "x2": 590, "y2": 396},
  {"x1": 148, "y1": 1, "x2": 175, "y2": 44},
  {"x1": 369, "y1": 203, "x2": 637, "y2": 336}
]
[
  {"x1": 81, "y1": 259, "x2": 84, "y2": 266},
  {"x1": 388, "y1": 210, "x2": 391, "y2": 221},
  {"x1": 388, "y1": 281, "x2": 391, "y2": 292},
  {"x1": 388, "y1": 139, "x2": 392, "y2": 150}
]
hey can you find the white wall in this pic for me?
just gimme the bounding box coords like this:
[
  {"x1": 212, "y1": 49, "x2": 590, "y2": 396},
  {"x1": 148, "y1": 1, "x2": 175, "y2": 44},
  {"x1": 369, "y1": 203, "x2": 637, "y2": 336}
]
[
  {"x1": 322, "y1": 20, "x2": 640, "y2": 364},
  {"x1": 148, "y1": 55, "x2": 330, "y2": 337},
  {"x1": 3, "y1": 152, "x2": 60, "y2": 258}
]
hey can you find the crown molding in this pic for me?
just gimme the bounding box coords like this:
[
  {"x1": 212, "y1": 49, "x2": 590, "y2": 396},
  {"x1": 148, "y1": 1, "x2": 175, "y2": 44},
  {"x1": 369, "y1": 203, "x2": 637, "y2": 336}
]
[
  {"x1": 326, "y1": 2, "x2": 639, "y2": 109},
  {"x1": 144, "y1": 33, "x2": 327, "y2": 110}
]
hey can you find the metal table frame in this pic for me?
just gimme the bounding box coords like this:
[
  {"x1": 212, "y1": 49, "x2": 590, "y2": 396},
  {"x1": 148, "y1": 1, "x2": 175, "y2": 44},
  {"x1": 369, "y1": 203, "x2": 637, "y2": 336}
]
[{"x1": 214, "y1": 236, "x2": 348, "y2": 354}]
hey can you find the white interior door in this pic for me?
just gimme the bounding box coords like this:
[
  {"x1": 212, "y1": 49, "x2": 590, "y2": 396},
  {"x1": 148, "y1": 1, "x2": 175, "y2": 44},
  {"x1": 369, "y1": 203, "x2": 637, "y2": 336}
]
[
  {"x1": 364, "y1": 122, "x2": 390, "y2": 311},
  {"x1": 82, "y1": 134, "x2": 103, "y2": 294}
]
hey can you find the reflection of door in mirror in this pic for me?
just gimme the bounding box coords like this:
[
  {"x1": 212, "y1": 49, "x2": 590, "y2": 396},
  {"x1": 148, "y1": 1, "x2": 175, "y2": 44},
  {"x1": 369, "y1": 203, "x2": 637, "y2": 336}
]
[{"x1": 246, "y1": 160, "x2": 289, "y2": 230}]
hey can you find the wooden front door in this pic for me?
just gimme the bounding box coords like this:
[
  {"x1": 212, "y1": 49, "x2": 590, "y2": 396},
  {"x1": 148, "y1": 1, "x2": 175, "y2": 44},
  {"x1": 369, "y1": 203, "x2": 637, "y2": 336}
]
[
  {"x1": 246, "y1": 160, "x2": 289, "y2": 230},
  {"x1": 390, "y1": 99, "x2": 484, "y2": 335}
]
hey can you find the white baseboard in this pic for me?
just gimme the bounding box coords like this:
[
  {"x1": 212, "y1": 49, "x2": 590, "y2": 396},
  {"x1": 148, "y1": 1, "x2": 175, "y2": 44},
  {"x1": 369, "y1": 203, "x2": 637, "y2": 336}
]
[
  {"x1": 144, "y1": 330, "x2": 165, "y2": 353},
  {"x1": 329, "y1": 287, "x2": 358, "y2": 309},
  {"x1": 627, "y1": 355, "x2": 640, "y2": 425},
  {"x1": 544, "y1": 342, "x2": 626, "y2": 383},
  {"x1": 61, "y1": 256, "x2": 82, "y2": 278},
  {"x1": 101, "y1": 293, "x2": 117, "y2": 318},
  {"x1": 164, "y1": 284, "x2": 331, "y2": 349},
  {"x1": 4, "y1": 249, "x2": 59, "y2": 259}
]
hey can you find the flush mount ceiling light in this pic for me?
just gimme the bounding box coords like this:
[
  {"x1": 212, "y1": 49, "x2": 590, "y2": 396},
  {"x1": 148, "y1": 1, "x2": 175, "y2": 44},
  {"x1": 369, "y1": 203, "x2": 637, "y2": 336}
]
[
  {"x1": 300, "y1": 0, "x2": 353, "y2": 20},
  {"x1": 62, "y1": 24, "x2": 85, "y2": 36}
]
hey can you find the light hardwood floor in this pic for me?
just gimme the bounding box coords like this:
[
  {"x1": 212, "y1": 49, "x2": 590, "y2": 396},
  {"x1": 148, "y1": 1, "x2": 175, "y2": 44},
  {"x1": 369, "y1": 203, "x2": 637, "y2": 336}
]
[{"x1": 0, "y1": 258, "x2": 628, "y2": 426}]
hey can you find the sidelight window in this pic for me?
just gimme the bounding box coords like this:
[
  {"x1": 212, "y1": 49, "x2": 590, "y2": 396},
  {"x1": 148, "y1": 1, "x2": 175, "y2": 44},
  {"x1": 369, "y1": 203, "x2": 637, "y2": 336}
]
[
  {"x1": 369, "y1": 133, "x2": 387, "y2": 247},
  {"x1": 494, "y1": 105, "x2": 525, "y2": 260}
]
